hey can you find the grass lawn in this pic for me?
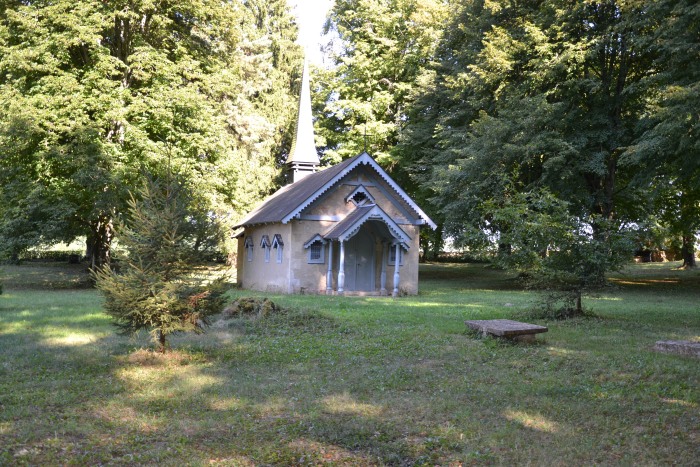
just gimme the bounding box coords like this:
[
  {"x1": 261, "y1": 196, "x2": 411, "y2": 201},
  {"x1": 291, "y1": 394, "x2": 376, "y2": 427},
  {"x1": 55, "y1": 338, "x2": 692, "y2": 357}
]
[{"x1": 0, "y1": 261, "x2": 698, "y2": 465}]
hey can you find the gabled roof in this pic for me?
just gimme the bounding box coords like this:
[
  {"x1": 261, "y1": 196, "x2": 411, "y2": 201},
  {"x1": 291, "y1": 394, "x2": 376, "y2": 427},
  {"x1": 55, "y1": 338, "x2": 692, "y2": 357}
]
[
  {"x1": 323, "y1": 204, "x2": 411, "y2": 246},
  {"x1": 236, "y1": 152, "x2": 436, "y2": 229},
  {"x1": 303, "y1": 233, "x2": 326, "y2": 248}
]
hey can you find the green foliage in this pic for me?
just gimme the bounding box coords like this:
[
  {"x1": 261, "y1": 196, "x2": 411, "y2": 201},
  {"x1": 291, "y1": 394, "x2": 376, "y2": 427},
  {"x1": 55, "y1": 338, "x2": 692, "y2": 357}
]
[
  {"x1": 623, "y1": 0, "x2": 700, "y2": 267},
  {"x1": 93, "y1": 176, "x2": 227, "y2": 352},
  {"x1": 478, "y1": 184, "x2": 633, "y2": 316},
  {"x1": 0, "y1": 0, "x2": 302, "y2": 266},
  {"x1": 318, "y1": 0, "x2": 447, "y2": 164},
  {"x1": 384, "y1": 0, "x2": 697, "y2": 277}
]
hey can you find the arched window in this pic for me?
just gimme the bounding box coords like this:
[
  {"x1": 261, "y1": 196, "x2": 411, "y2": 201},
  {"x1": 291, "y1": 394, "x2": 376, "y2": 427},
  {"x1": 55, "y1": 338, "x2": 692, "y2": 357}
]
[
  {"x1": 260, "y1": 235, "x2": 271, "y2": 263},
  {"x1": 272, "y1": 234, "x2": 284, "y2": 264},
  {"x1": 244, "y1": 236, "x2": 254, "y2": 262}
]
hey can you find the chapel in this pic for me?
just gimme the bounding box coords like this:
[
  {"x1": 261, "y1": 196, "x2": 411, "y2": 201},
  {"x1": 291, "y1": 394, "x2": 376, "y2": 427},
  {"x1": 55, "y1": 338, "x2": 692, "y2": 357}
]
[{"x1": 235, "y1": 61, "x2": 435, "y2": 295}]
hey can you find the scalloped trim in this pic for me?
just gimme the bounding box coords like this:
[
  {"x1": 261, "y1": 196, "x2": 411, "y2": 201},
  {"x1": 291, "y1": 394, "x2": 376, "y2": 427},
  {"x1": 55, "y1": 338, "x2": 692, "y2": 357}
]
[{"x1": 282, "y1": 153, "x2": 436, "y2": 229}]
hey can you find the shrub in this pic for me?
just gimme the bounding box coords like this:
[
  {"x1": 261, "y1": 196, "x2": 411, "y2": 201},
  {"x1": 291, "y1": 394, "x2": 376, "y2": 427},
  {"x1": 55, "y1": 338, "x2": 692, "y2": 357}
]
[{"x1": 93, "y1": 175, "x2": 228, "y2": 353}]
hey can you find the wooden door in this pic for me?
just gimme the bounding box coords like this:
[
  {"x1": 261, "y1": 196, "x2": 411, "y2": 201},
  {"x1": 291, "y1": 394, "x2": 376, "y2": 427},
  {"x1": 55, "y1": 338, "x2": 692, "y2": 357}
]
[{"x1": 345, "y1": 230, "x2": 375, "y2": 292}]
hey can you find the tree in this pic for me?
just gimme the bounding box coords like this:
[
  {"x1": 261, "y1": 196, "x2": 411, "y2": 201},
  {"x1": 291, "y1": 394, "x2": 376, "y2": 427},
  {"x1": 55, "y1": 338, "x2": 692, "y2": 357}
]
[
  {"x1": 625, "y1": 0, "x2": 700, "y2": 268},
  {"x1": 0, "y1": 0, "x2": 302, "y2": 266},
  {"x1": 93, "y1": 175, "x2": 227, "y2": 352},
  {"x1": 482, "y1": 184, "x2": 631, "y2": 316},
  {"x1": 391, "y1": 1, "x2": 661, "y2": 282},
  {"x1": 318, "y1": 0, "x2": 447, "y2": 165}
]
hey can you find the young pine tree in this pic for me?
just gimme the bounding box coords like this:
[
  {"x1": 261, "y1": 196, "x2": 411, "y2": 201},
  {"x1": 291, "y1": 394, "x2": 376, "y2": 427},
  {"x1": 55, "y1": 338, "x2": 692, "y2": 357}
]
[{"x1": 93, "y1": 176, "x2": 227, "y2": 352}]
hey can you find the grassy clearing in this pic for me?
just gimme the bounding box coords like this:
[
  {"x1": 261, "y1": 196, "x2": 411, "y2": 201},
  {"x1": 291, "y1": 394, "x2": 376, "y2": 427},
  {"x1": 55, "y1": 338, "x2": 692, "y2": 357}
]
[{"x1": 1, "y1": 262, "x2": 698, "y2": 465}]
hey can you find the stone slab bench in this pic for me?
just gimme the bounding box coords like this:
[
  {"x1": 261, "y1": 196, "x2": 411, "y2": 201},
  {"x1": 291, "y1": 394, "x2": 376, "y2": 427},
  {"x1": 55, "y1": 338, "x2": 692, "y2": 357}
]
[
  {"x1": 465, "y1": 319, "x2": 548, "y2": 342},
  {"x1": 653, "y1": 340, "x2": 700, "y2": 359}
]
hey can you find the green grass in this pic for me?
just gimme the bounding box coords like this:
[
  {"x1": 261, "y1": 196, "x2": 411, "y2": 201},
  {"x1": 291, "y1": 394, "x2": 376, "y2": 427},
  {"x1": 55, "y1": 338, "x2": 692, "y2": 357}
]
[{"x1": 1, "y1": 262, "x2": 698, "y2": 465}]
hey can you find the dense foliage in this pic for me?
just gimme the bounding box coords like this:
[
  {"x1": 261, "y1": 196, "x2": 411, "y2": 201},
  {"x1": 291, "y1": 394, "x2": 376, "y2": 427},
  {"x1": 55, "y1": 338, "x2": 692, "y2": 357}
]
[
  {"x1": 318, "y1": 0, "x2": 700, "y2": 311},
  {"x1": 0, "y1": 0, "x2": 302, "y2": 266}
]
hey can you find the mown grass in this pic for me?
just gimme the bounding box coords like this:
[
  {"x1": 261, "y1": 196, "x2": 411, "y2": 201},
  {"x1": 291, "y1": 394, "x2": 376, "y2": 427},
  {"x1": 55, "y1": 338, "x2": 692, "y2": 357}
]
[{"x1": 0, "y1": 261, "x2": 698, "y2": 465}]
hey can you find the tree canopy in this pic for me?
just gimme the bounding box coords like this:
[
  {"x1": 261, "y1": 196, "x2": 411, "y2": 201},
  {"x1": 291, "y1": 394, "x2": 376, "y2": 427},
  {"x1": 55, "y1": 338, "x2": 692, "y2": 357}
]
[
  {"x1": 0, "y1": 0, "x2": 302, "y2": 265},
  {"x1": 315, "y1": 0, "x2": 699, "y2": 310}
]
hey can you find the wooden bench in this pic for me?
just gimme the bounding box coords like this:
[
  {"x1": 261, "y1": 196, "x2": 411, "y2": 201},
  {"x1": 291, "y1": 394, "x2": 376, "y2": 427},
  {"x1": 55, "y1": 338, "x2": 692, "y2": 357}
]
[
  {"x1": 465, "y1": 319, "x2": 548, "y2": 342},
  {"x1": 653, "y1": 340, "x2": 700, "y2": 359}
]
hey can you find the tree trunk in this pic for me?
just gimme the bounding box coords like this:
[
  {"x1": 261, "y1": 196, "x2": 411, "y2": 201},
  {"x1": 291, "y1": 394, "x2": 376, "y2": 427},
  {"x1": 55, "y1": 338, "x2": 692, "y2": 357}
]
[
  {"x1": 575, "y1": 291, "x2": 583, "y2": 315},
  {"x1": 9, "y1": 251, "x2": 20, "y2": 265},
  {"x1": 681, "y1": 234, "x2": 696, "y2": 269},
  {"x1": 419, "y1": 233, "x2": 428, "y2": 263},
  {"x1": 87, "y1": 217, "x2": 114, "y2": 270},
  {"x1": 679, "y1": 191, "x2": 697, "y2": 269},
  {"x1": 158, "y1": 329, "x2": 167, "y2": 353},
  {"x1": 429, "y1": 224, "x2": 444, "y2": 262}
]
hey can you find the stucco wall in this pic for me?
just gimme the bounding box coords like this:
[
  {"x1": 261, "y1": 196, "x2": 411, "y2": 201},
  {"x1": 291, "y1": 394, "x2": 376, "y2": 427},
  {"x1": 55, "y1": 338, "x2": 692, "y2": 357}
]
[
  {"x1": 289, "y1": 219, "x2": 335, "y2": 294},
  {"x1": 237, "y1": 224, "x2": 292, "y2": 293}
]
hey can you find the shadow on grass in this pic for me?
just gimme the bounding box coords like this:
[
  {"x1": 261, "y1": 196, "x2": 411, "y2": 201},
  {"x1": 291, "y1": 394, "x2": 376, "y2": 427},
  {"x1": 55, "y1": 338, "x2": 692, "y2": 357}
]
[{"x1": 1, "y1": 263, "x2": 699, "y2": 464}]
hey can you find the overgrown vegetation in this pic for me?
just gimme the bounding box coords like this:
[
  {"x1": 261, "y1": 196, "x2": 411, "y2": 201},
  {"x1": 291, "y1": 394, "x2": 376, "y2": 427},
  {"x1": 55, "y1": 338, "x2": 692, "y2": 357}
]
[
  {"x1": 1, "y1": 262, "x2": 698, "y2": 465},
  {"x1": 223, "y1": 297, "x2": 286, "y2": 319}
]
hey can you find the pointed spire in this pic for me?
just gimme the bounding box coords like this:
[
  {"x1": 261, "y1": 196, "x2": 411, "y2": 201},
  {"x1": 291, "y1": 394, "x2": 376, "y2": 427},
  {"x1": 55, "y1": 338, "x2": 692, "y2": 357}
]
[{"x1": 287, "y1": 59, "x2": 320, "y2": 183}]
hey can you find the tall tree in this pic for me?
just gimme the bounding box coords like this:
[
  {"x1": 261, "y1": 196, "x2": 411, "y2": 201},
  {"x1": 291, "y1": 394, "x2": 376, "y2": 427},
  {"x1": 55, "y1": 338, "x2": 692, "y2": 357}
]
[
  {"x1": 0, "y1": 0, "x2": 302, "y2": 266},
  {"x1": 318, "y1": 0, "x2": 447, "y2": 165},
  {"x1": 397, "y1": 1, "x2": 660, "y2": 280},
  {"x1": 625, "y1": 0, "x2": 700, "y2": 268}
]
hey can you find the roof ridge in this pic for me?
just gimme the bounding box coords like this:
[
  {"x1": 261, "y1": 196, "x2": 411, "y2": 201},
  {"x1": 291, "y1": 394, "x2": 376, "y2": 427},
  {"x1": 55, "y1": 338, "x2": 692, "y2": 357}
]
[{"x1": 235, "y1": 152, "x2": 436, "y2": 230}]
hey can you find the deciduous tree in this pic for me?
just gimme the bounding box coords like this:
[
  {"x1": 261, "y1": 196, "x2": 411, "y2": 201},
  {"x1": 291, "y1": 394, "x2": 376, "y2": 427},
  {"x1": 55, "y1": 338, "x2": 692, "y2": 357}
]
[{"x1": 0, "y1": 0, "x2": 302, "y2": 266}]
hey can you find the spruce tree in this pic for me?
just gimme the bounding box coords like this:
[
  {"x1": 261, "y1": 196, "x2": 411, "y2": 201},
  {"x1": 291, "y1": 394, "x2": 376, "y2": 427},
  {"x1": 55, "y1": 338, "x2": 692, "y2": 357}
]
[{"x1": 93, "y1": 175, "x2": 227, "y2": 352}]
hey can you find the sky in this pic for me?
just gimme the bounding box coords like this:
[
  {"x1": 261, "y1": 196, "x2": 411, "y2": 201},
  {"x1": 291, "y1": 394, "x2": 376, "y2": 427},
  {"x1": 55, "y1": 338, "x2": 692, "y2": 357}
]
[{"x1": 290, "y1": 0, "x2": 334, "y2": 65}]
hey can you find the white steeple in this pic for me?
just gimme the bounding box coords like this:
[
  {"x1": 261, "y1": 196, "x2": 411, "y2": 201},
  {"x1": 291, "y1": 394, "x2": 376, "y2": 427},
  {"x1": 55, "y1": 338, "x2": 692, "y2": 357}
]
[{"x1": 287, "y1": 59, "x2": 320, "y2": 183}]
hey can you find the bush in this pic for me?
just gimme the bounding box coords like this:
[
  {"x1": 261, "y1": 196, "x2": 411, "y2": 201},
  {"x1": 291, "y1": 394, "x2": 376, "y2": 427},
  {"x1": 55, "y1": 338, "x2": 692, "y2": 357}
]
[
  {"x1": 17, "y1": 250, "x2": 84, "y2": 263},
  {"x1": 223, "y1": 297, "x2": 284, "y2": 319}
]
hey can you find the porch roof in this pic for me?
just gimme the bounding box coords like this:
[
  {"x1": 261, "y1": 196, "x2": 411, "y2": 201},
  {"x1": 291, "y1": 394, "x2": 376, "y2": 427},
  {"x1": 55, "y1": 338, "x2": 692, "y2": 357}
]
[{"x1": 323, "y1": 204, "x2": 411, "y2": 246}]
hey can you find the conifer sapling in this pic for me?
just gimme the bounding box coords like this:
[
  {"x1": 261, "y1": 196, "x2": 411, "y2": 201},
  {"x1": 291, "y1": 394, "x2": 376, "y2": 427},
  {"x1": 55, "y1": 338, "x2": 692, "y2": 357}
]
[{"x1": 93, "y1": 175, "x2": 227, "y2": 352}]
